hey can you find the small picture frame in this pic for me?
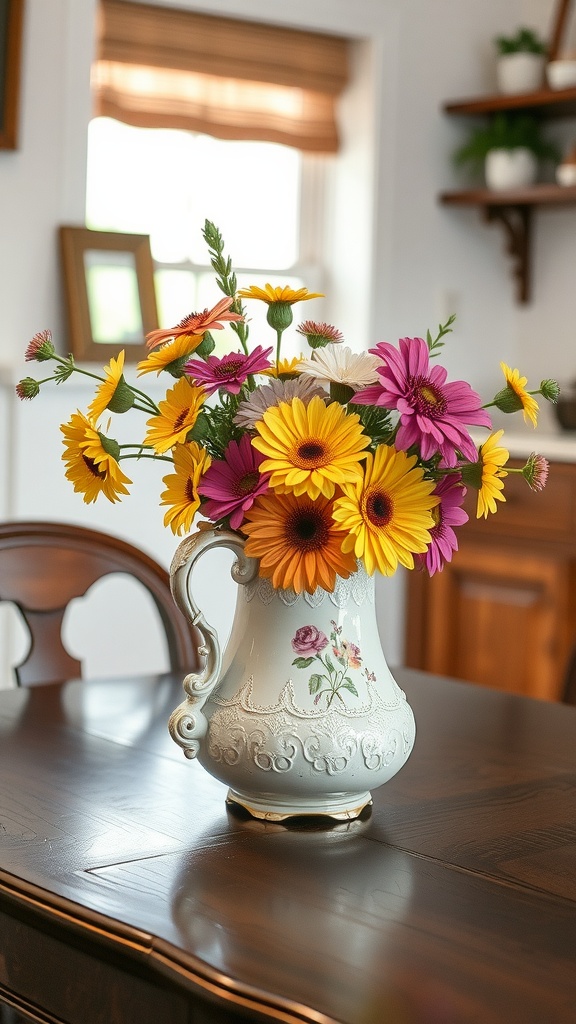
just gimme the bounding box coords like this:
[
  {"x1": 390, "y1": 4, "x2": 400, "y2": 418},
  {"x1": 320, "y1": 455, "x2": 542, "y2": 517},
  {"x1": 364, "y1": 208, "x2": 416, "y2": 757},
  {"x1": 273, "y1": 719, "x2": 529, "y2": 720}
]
[
  {"x1": 0, "y1": 0, "x2": 24, "y2": 149},
  {"x1": 59, "y1": 227, "x2": 159, "y2": 362}
]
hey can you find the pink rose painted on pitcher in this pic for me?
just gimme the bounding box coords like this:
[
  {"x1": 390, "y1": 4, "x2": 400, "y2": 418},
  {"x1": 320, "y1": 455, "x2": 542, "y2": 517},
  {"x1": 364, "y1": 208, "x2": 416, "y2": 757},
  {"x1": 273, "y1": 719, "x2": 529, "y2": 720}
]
[{"x1": 291, "y1": 626, "x2": 328, "y2": 656}]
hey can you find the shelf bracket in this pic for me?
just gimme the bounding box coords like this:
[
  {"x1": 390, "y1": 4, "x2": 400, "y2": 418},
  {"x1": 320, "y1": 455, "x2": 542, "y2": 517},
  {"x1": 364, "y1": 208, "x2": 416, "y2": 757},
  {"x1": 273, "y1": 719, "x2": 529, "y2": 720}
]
[{"x1": 483, "y1": 204, "x2": 531, "y2": 304}]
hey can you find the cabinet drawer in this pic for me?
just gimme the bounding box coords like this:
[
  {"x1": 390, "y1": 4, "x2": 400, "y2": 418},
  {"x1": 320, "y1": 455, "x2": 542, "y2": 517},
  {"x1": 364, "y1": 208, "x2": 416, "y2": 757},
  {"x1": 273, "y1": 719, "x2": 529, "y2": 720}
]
[{"x1": 463, "y1": 460, "x2": 576, "y2": 540}]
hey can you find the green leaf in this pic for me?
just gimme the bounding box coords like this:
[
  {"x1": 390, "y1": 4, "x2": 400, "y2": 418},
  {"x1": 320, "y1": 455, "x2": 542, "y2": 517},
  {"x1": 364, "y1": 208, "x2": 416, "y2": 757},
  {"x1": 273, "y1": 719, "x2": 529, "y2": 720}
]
[
  {"x1": 292, "y1": 656, "x2": 315, "y2": 669},
  {"x1": 308, "y1": 674, "x2": 323, "y2": 694},
  {"x1": 325, "y1": 654, "x2": 335, "y2": 673},
  {"x1": 342, "y1": 680, "x2": 359, "y2": 696}
]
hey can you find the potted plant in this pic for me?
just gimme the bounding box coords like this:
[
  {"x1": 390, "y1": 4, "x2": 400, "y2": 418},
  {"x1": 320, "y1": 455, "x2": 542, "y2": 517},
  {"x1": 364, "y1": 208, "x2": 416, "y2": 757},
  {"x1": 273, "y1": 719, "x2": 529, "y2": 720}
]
[
  {"x1": 494, "y1": 27, "x2": 547, "y2": 94},
  {"x1": 453, "y1": 113, "x2": 560, "y2": 190}
]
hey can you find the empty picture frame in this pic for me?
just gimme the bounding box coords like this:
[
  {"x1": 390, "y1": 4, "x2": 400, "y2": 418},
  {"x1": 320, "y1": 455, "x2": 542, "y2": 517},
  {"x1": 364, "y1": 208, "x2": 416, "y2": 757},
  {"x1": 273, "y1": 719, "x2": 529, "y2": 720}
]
[
  {"x1": 59, "y1": 227, "x2": 159, "y2": 362},
  {"x1": 0, "y1": 0, "x2": 24, "y2": 149}
]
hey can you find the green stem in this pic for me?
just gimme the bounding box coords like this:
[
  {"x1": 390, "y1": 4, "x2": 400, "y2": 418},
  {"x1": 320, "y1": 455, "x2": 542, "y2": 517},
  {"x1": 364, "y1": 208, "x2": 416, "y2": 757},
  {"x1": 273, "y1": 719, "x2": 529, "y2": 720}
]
[
  {"x1": 118, "y1": 451, "x2": 173, "y2": 464},
  {"x1": 275, "y1": 329, "x2": 283, "y2": 373}
]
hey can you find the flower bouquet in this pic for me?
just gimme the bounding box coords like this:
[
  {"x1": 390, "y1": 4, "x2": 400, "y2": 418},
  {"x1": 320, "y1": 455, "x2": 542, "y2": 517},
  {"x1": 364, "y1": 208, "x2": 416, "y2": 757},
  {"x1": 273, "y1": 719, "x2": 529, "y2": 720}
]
[{"x1": 18, "y1": 220, "x2": 557, "y2": 596}]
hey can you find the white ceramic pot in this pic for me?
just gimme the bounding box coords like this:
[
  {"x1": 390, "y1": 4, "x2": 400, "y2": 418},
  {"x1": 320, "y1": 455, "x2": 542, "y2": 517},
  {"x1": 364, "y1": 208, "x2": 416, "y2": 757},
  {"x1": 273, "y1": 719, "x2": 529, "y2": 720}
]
[
  {"x1": 494, "y1": 52, "x2": 541, "y2": 94},
  {"x1": 485, "y1": 148, "x2": 538, "y2": 190},
  {"x1": 168, "y1": 528, "x2": 416, "y2": 821},
  {"x1": 556, "y1": 162, "x2": 576, "y2": 186},
  {"x1": 546, "y1": 60, "x2": 576, "y2": 90},
  {"x1": 496, "y1": 53, "x2": 544, "y2": 94}
]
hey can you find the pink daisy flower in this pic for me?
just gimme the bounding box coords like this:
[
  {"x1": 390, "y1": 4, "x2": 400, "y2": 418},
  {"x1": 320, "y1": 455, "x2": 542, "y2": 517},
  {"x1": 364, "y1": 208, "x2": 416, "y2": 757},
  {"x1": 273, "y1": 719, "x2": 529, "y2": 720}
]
[
  {"x1": 352, "y1": 337, "x2": 491, "y2": 466},
  {"x1": 198, "y1": 434, "x2": 271, "y2": 529},
  {"x1": 416, "y1": 475, "x2": 468, "y2": 576},
  {"x1": 185, "y1": 345, "x2": 273, "y2": 396}
]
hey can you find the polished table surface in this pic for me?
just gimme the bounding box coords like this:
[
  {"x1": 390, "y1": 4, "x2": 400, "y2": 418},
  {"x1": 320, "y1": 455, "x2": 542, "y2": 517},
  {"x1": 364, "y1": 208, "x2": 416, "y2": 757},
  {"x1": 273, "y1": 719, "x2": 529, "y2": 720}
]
[{"x1": 0, "y1": 669, "x2": 575, "y2": 1024}]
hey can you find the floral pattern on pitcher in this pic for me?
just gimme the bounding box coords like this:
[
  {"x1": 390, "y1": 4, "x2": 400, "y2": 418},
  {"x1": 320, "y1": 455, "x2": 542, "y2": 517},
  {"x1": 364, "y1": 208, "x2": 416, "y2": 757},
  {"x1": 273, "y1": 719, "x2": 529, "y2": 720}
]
[{"x1": 291, "y1": 620, "x2": 375, "y2": 710}]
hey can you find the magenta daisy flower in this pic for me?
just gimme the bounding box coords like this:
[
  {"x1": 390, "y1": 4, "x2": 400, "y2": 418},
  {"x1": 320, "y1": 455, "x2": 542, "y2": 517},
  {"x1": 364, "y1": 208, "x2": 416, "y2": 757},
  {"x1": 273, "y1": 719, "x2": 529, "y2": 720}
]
[
  {"x1": 416, "y1": 475, "x2": 468, "y2": 576},
  {"x1": 352, "y1": 336, "x2": 491, "y2": 466},
  {"x1": 198, "y1": 434, "x2": 271, "y2": 529},
  {"x1": 185, "y1": 345, "x2": 273, "y2": 395}
]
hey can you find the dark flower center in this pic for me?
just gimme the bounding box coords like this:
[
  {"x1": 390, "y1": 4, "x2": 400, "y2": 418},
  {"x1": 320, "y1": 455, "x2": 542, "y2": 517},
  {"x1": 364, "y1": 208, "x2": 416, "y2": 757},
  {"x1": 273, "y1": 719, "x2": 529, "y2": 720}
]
[
  {"x1": 217, "y1": 359, "x2": 243, "y2": 378},
  {"x1": 297, "y1": 441, "x2": 325, "y2": 464},
  {"x1": 184, "y1": 476, "x2": 195, "y2": 502},
  {"x1": 235, "y1": 471, "x2": 260, "y2": 496},
  {"x1": 82, "y1": 455, "x2": 106, "y2": 480},
  {"x1": 286, "y1": 507, "x2": 329, "y2": 551},
  {"x1": 173, "y1": 407, "x2": 191, "y2": 431},
  {"x1": 365, "y1": 489, "x2": 392, "y2": 527},
  {"x1": 410, "y1": 375, "x2": 447, "y2": 417}
]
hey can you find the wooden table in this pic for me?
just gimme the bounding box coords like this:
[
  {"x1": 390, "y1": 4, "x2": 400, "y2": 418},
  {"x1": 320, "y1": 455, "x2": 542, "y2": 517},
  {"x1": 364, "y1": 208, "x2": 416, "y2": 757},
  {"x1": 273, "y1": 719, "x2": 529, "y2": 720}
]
[{"x1": 0, "y1": 670, "x2": 575, "y2": 1024}]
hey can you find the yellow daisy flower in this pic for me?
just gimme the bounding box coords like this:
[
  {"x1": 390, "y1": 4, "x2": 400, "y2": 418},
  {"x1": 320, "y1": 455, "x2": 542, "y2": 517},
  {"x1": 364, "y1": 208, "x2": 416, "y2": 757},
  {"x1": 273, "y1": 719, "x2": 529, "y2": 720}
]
[
  {"x1": 137, "y1": 334, "x2": 203, "y2": 377},
  {"x1": 499, "y1": 363, "x2": 539, "y2": 427},
  {"x1": 238, "y1": 284, "x2": 323, "y2": 305},
  {"x1": 61, "y1": 411, "x2": 132, "y2": 504},
  {"x1": 160, "y1": 442, "x2": 212, "y2": 536},
  {"x1": 251, "y1": 395, "x2": 369, "y2": 501},
  {"x1": 242, "y1": 491, "x2": 357, "y2": 595},
  {"x1": 261, "y1": 356, "x2": 304, "y2": 379},
  {"x1": 331, "y1": 445, "x2": 439, "y2": 576},
  {"x1": 87, "y1": 350, "x2": 134, "y2": 420},
  {"x1": 476, "y1": 430, "x2": 509, "y2": 519},
  {"x1": 144, "y1": 377, "x2": 206, "y2": 455}
]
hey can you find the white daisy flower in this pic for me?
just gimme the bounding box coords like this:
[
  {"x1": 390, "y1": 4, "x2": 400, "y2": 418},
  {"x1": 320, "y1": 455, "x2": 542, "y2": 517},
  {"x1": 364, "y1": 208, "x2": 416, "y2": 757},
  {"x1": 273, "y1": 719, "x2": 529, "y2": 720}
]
[{"x1": 297, "y1": 345, "x2": 380, "y2": 391}]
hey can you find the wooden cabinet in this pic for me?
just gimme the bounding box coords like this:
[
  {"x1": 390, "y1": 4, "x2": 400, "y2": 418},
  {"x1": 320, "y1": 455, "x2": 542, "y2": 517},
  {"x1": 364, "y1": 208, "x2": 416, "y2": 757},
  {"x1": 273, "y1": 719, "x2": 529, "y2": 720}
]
[{"x1": 405, "y1": 460, "x2": 576, "y2": 701}]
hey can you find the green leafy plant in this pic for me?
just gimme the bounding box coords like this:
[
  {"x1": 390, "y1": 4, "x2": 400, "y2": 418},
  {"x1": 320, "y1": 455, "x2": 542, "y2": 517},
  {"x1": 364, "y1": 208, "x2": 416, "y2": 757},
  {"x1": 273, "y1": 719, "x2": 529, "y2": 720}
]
[
  {"x1": 494, "y1": 27, "x2": 547, "y2": 56},
  {"x1": 453, "y1": 113, "x2": 560, "y2": 173}
]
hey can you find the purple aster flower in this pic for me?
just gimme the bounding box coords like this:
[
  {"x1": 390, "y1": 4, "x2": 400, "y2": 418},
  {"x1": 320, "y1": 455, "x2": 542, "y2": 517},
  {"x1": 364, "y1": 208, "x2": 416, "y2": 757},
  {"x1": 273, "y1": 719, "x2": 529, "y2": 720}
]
[
  {"x1": 185, "y1": 345, "x2": 273, "y2": 396},
  {"x1": 198, "y1": 434, "x2": 271, "y2": 530},
  {"x1": 351, "y1": 337, "x2": 491, "y2": 467},
  {"x1": 416, "y1": 475, "x2": 468, "y2": 576}
]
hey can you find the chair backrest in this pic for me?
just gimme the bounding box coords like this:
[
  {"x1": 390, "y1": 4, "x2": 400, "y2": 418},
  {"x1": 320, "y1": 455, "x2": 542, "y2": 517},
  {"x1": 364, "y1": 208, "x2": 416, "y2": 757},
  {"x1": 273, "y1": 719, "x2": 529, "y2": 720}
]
[
  {"x1": 0, "y1": 521, "x2": 198, "y2": 686},
  {"x1": 562, "y1": 646, "x2": 576, "y2": 706}
]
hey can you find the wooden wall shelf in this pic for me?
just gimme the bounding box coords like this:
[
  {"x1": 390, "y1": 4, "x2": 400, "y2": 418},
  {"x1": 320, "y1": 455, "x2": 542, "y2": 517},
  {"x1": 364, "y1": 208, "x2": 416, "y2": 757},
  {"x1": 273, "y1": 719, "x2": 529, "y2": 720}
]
[{"x1": 441, "y1": 79, "x2": 576, "y2": 302}]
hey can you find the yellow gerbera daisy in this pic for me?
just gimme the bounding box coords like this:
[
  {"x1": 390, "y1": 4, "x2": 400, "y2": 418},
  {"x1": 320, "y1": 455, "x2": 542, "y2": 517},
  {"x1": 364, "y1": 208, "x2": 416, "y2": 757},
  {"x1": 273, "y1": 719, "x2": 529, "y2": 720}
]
[
  {"x1": 238, "y1": 284, "x2": 323, "y2": 305},
  {"x1": 261, "y1": 356, "x2": 304, "y2": 379},
  {"x1": 144, "y1": 377, "x2": 206, "y2": 454},
  {"x1": 331, "y1": 445, "x2": 439, "y2": 576},
  {"x1": 476, "y1": 430, "x2": 509, "y2": 519},
  {"x1": 160, "y1": 442, "x2": 212, "y2": 536},
  {"x1": 87, "y1": 350, "x2": 134, "y2": 420},
  {"x1": 251, "y1": 395, "x2": 369, "y2": 500},
  {"x1": 61, "y1": 411, "x2": 132, "y2": 504},
  {"x1": 242, "y1": 491, "x2": 357, "y2": 595},
  {"x1": 137, "y1": 334, "x2": 203, "y2": 377},
  {"x1": 499, "y1": 363, "x2": 539, "y2": 427}
]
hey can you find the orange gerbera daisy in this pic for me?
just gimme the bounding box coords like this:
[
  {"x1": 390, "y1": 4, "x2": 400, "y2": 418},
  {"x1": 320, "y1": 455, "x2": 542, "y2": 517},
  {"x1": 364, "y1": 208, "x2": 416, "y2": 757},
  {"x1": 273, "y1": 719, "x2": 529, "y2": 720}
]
[
  {"x1": 242, "y1": 490, "x2": 357, "y2": 594},
  {"x1": 145, "y1": 297, "x2": 243, "y2": 350},
  {"x1": 143, "y1": 377, "x2": 206, "y2": 454}
]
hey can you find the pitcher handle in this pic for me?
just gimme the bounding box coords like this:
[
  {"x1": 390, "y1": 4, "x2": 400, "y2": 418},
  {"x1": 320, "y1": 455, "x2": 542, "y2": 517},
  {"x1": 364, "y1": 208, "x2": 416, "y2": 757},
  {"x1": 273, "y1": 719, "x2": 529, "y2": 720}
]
[{"x1": 168, "y1": 528, "x2": 259, "y2": 759}]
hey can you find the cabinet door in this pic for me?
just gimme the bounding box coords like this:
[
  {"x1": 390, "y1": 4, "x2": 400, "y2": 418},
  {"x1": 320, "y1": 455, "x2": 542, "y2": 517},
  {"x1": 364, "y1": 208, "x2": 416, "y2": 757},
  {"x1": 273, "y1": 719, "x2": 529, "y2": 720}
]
[{"x1": 406, "y1": 543, "x2": 574, "y2": 701}]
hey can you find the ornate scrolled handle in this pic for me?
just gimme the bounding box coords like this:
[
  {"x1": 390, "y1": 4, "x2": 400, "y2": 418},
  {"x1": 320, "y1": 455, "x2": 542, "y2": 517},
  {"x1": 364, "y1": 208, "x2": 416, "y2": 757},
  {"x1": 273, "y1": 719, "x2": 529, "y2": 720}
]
[{"x1": 168, "y1": 529, "x2": 259, "y2": 759}]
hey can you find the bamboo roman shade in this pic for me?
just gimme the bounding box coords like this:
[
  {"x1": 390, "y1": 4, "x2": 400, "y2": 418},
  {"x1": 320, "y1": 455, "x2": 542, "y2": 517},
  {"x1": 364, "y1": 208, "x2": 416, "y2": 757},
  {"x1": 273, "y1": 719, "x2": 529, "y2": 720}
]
[{"x1": 93, "y1": 0, "x2": 350, "y2": 152}]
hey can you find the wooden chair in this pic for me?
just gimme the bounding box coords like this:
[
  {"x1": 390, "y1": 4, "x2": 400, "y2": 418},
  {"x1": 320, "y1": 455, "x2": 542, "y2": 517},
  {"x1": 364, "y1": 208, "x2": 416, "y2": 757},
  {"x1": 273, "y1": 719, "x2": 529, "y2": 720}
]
[
  {"x1": 0, "y1": 521, "x2": 198, "y2": 686},
  {"x1": 562, "y1": 646, "x2": 576, "y2": 706}
]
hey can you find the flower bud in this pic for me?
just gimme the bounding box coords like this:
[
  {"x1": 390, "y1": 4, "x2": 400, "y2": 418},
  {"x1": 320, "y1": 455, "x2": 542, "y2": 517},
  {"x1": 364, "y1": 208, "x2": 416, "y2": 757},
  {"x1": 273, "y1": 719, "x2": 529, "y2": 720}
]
[
  {"x1": 522, "y1": 453, "x2": 549, "y2": 491},
  {"x1": 16, "y1": 377, "x2": 41, "y2": 400},
  {"x1": 266, "y1": 302, "x2": 293, "y2": 332},
  {"x1": 492, "y1": 385, "x2": 524, "y2": 414},
  {"x1": 97, "y1": 432, "x2": 121, "y2": 463},
  {"x1": 25, "y1": 330, "x2": 55, "y2": 362},
  {"x1": 539, "y1": 379, "x2": 560, "y2": 403}
]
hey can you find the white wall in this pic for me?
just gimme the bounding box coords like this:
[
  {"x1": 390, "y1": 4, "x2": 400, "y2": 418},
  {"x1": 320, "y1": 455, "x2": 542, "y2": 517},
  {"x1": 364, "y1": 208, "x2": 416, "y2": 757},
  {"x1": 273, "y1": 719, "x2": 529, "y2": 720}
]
[{"x1": 2, "y1": 0, "x2": 572, "y2": 686}]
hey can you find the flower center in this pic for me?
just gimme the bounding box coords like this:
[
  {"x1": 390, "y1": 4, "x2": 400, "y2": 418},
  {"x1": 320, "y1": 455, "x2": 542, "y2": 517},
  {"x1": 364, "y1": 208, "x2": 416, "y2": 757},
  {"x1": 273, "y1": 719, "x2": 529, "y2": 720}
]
[
  {"x1": 295, "y1": 439, "x2": 328, "y2": 467},
  {"x1": 364, "y1": 488, "x2": 392, "y2": 527},
  {"x1": 217, "y1": 358, "x2": 243, "y2": 379},
  {"x1": 286, "y1": 507, "x2": 329, "y2": 551},
  {"x1": 82, "y1": 455, "x2": 106, "y2": 480},
  {"x1": 410, "y1": 376, "x2": 447, "y2": 417},
  {"x1": 184, "y1": 476, "x2": 195, "y2": 502},
  {"x1": 235, "y1": 471, "x2": 260, "y2": 496},
  {"x1": 430, "y1": 504, "x2": 441, "y2": 528},
  {"x1": 173, "y1": 407, "x2": 191, "y2": 431}
]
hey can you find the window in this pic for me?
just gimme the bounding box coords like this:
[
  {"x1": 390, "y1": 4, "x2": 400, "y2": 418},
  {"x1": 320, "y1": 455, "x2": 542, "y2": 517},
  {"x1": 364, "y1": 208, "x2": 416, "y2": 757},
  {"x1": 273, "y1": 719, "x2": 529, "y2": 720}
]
[{"x1": 86, "y1": 116, "x2": 328, "y2": 359}]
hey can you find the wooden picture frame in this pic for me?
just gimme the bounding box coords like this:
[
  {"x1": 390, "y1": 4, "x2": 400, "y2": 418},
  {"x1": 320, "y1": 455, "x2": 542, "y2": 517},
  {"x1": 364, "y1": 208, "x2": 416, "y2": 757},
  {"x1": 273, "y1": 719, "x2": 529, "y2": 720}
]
[
  {"x1": 0, "y1": 0, "x2": 24, "y2": 149},
  {"x1": 59, "y1": 227, "x2": 159, "y2": 362},
  {"x1": 549, "y1": 0, "x2": 575, "y2": 60}
]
